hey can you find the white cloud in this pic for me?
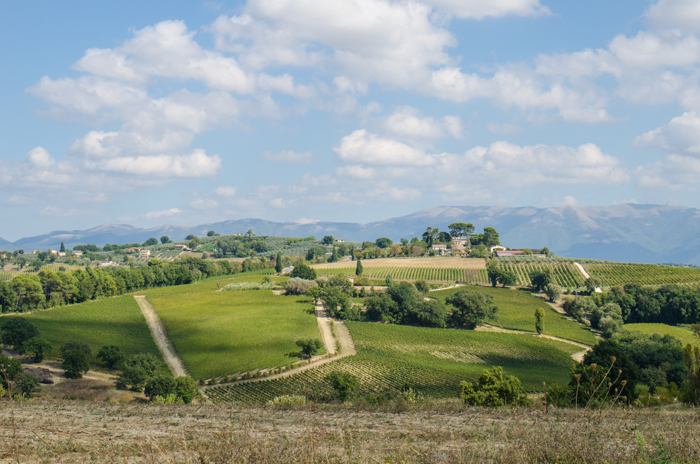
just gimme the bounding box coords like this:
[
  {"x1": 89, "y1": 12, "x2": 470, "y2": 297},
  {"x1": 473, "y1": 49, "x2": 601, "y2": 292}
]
[
  {"x1": 634, "y1": 112, "x2": 700, "y2": 155},
  {"x1": 39, "y1": 206, "x2": 94, "y2": 218},
  {"x1": 189, "y1": 197, "x2": 219, "y2": 209},
  {"x1": 141, "y1": 208, "x2": 183, "y2": 219},
  {"x1": 83, "y1": 149, "x2": 221, "y2": 177},
  {"x1": 647, "y1": 0, "x2": 700, "y2": 34},
  {"x1": 261, "y1": 150, "x2": 314, "y2": 164},
  {"x1": 334, "y1": 130, "x2": 436, "y2": 166},
  {"x1": 215, "y1": 186, "x2": 238, "y2": 197},
  {"x1": 382, "y1": 107, "x2": 462, "y2": 139},
  {"x1": 609, "y1": 30, "x2": 700, "y2": 69},
  {"x1": 425, "y1": 0, "x2": 549, "y2": 19},
  {"x1": 635, "y1": 154, "x2": 700, "y2": 190},
  {"x1": 487, "y1": 122, "x2": 523, "y2": 134},
  {"x1": 336, "y1": 165, "x2": 376, "y2": 179},
  {"x1": 295, "y1": 218, "x2": 319, "y2": 224}
]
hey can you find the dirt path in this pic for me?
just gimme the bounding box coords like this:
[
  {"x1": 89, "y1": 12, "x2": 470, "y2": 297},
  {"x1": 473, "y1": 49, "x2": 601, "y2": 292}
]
[
  {"x1": 573, "y1": 262, "x2": 602, "y2": 292},
  {"x1": 133, "y1": 295, "x2": 187, "y2": 377},
  {"x1": 476, "y1": 324, "x2": 591, "y2": 360},
  {"x1": 315, "y1": 308, "x2": 337, "y2": 355}
]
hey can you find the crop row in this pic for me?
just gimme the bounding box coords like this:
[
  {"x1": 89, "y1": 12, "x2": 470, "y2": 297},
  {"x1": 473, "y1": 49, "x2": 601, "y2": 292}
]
[
  {"x1": 583, "y1": 263, "x2": 700, "y2": 287},
  {"x1": 317, "y1": 266, "x2": 490, "y2": 283},
  {"x1": 499, "y1": 262, "x2": 585, "y2": 288}
]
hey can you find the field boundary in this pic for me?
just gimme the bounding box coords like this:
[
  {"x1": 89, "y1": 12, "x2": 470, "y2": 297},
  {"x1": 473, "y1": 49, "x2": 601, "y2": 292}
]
[{"x1": 133, "y1": 296, "x2": 188, "y2": 377}]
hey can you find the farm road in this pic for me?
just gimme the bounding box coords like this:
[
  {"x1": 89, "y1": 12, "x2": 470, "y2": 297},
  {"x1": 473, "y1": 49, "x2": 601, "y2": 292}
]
[
  {"x1": 134, "y1": 295, "x2": 187, "y2": 377},
  {"x1": 573, "y1": 262, "x2": 602, "y2": 293},
  {"x1": 476, "y1": 324, "x2": 591, "y2": 361}
]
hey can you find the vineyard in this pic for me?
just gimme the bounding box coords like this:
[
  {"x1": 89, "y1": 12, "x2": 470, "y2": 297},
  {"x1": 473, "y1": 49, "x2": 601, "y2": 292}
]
[
  {"x1": 206, "y1": 321, "x2": 579, "y2": 404},
  {"x1": 317, "y1": 266, "x2": 489, "y2": 283},
  {"x1": 0, "y1": 262, "x2": 85, "y2": 281},
  {"x1": 499, "y1": 261, "x2": 586, "y2": 288},
  {"x1": 624, "y1": 323, "x2": 700, "y2": 348},
  {"x1": 583, "y1": 263, "x2": 700, "y2": 287}
]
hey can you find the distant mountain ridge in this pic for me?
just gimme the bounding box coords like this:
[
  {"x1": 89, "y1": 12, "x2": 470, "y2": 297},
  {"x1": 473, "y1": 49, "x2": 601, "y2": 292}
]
[{"x1": 3, "y1": 204, "x2": 700, "y2": 265}]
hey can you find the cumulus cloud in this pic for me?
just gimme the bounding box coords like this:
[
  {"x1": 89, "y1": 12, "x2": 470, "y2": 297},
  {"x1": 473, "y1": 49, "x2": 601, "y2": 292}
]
[
  {"x1": 215, "y1": 186, "x2": 238, "y2": 197},
  {"x1": 634, "y1": 112, "x2": 700, "y2": 155},
  {"x1": 425, "y1": 0, "x2": 549, "y2": 19},
  {"x1": 261, "y1": 150, "x2": 314, "y2": 164},
  {"x1": 334, "y1": 130, "x2": 436, "y2": 166},
  {"x1": 646, "y1": 0, "x2": 700, "y2": 34},
  {"x1": 382, "y1": 107, "x2": 462, "y2": 139},
  {"x1": 141, "y1": 208, "x2": 183, "y2": 219},
  {"x1": 635, "y1": 154, "x2": 700, "y2": 190}
]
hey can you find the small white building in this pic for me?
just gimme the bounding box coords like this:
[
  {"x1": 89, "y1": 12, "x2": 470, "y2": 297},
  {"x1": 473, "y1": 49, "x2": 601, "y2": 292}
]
[
  {"x1": 72, "y1": 250, "x2": 83, "y2": 256},
  {"x1": 335, "y1": 238, "x2": 345, "y2": 243},
  {"x1": 431, "y1": 244, "x2": 448, "y2": 255},
  {"x1": 174, "y1": 244, "x2": 190, "y2": 251},
  {"x1": 100, "y1": 261, "x2": 115, "y2": 267},
  {"x1": 490, "y1": 245, "x2": 506, "y2": 253},
  {"x1": 139, "y1": 249, "x2": 151, "y2": 258}
]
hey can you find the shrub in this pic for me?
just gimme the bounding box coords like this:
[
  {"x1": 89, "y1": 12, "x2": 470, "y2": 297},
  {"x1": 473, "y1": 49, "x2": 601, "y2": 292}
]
[
  {"x1": 267, "y1": 394, "x2": 307, "y2": 407},
  {"x1": 152, "y1": 393, "x2": 184, "y2": 405},
  {"x1": 544, "y1": 283, "x2": 562, "y2": 302},
  {"x1": 97, "y1": 346, "x2": 124, "y2": 370},
  {"x1": 175, "y1": 376, "x2": 199, "y2": 404},
  {"x1": 24, "y1": 337, "x2": 51, "y2": 363},
  {"x1": 144, "y1": 373, "x2": 177, "y2": 401},
  {"x1": 413, "y1": 280, "x2": 430, "y2": 293},
  {"x1": 284, "y1": 278, "x2": 318, "y2": 295},
  {"x1": 290, "y1": 263, "x2": 317, "y2": 280},
  {"x1": 0, "y1": 355, "x2": 22, "y2": 390},
  {"x1": 460, "y1": 366, "x2": 531, "y2": 407},
  {"x1": 60, "y1": 341, "x2": 92, "y2": 379},
  {"x1": 15, "y1": 372, "x2": 42, "y2": 398},
  {"x1": 222, "y1": 282, "x2": 277, "y2": 291},
  {"x1": 295, "y1": 339, "x2": 323, "y2": 358},
  {"x1": 326, "y1": 371, "x2": 359, "y2": 401}
]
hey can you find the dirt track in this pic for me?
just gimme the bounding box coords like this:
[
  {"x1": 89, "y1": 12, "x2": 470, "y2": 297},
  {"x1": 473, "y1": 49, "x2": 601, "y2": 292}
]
[{"x1": 133, "y1": 296, "x2": 187, "y2": 377}]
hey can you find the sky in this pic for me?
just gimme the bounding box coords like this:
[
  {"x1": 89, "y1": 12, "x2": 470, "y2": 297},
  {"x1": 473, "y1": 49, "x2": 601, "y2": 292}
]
[{"x1": 2, "y1": 0, "x2": 700, "y2": 241}]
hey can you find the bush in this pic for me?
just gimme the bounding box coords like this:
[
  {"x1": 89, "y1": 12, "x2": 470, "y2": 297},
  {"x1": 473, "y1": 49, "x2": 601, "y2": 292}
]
[
  {"x1": 24, "y1": 337, "x2": 51, "y2": 363},
  {"x1": 152, "y1": 393, "x2": 184, "y2": 404},
  {"x1": 460, "y1": 366, "x2": 531, "y2": 407},
  {"x1": 144, "y1": 373, "x2": 177, "y2": 401},
  {"x1": 1, "y1": 318, "x2": 40, "y2": 353},
  {"x1": 326, "y1": 371, "x2": 359, "y2": 401},
  {"x1": 97, "y1": 346, "x2": 124, "y2": 370},
  {"x1": 284, "y1": 278, "x2": 318, "y2": 295},
  {"x1": 15, "y1": 372, "x2": 42, "y2": 398},
  {"x1": 295, "y1": 339, "x2": 323, "y2": 358},
  {"x1": 0, "y1": 355, "x2": 22, "y2": 390},
  {"x1": 119, "y1": 353, "x2": 161, "y2": 390},
  {"x1": 413, "y1": 280, "x2": 430, "y2": 293},
  {"x1": 222, "y1": 282, "x2": 277, "y2": 291},
  {"x1": 267, "y1": 394, "x2": 307, "y2": 407},
  {"x1": 544, "y1": 283, "x2": 562, "y2": 302},
  {"x1": 175, "y1": 376, "x2": 199, "y2": 404},
  {"x1": 289, "y1": 263, "x2": 317, "y2": 280}
]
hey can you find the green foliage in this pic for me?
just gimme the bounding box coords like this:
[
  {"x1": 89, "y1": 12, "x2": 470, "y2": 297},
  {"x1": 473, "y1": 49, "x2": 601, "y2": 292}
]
[
  {"x1": 143, "y1": 238, "x2": 158, "y2": 246},
  {"x1": 0, "y1": 355, "x2": 22, "y2": 389},
  {"x1": 175, "y1": 376, "x2": 198, "y2": 404},
  {"x1": 61, "y1": 341, "x2": 92, "y2": 379},
  {"x1": 15, "y1": 372, "x2": 42, "y2": 397},
  {"x1": 119, "y1": 353, "x2": 162, "y2": 390},
  {"x1": 290, "y1": 263, "x2": 317, "y2": 280},
  {"x1": 570, "y1": 339, "x2": 638, "y2": 405},
  {"x1": 385, "y1": 274, "x2": 393, "y2": 287},
  {"x1": 446, "y1": 290, "x2": 498, "y2": 329},
  {"x1": 612, "y1": 331, "x2": 687, "y2": 387},
  {"x1": 321, "y1": 235, "x2": 335, "y2": 245},
  {"x1": 320, "y1": 287, "x2": 352, "y2": 319},
  {"x1": 305, "y1": 246, "x2": 326, "y2": 261},
  {"x1": 375, "y1": 237, "x2": 393, "y2": 249},
  {"x1": 1, "y1": 317, "x2": 40, "y2": 353},
  {"x1": 294, "y1": 339, "x2": 323, "y2": 358},
  {"x1": 24, "y1": 337, "x2": 51, "y2": 362},
  {"x1": 275, "y1": 253, "x2": 283, "y2": 273},
  {"x1": 544, "y1": 283, "x2": 562, "y2": 302},
  {"x1": 529, "y1": 268, "x2": 552, "y2": 292},
  {"x1": 535, "y1": 308, "x2": 545, "y2": 335},
  {"x1": 584, "y1": 262, "x2": 700, "y2": 287},
  {"x1": 284, "y1": 277, "x2": 317, "y2": 295},
  {"x1": 355, "y1": 259, "x2": 363, "y2": 276},
  {"x1": 326, "y1": 371, "x2": 359, "y2": 401},
  {"x1": 97, "y1": 346, "x2": 124, "y2": 369},
  {"x1": 413, "y1": 279, "x2": 430, "y2": 293},
  {"x1": 681, "y1": 344, "x2": 700, "y2": 405},
  {"x1": 460, "y1": 366, "x2": 531, "y2": 407},
  {"x1": 145, "y1": 373, "x2": 177, "y2": 401}
]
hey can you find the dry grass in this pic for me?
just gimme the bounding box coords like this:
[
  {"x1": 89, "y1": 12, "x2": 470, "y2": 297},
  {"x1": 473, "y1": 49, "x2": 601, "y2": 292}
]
[
  {"x1": 313, "y1": 257, "x2": 486, "y2": 270},
  {"x1": 1, "y1": 400, "x2": 698, "y2": 463}
]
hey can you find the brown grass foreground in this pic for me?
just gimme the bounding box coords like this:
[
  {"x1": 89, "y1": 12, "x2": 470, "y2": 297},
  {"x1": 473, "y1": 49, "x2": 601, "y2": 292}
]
[{"x1": 1, "y1": 400, "x2": 699, "y2": 463}]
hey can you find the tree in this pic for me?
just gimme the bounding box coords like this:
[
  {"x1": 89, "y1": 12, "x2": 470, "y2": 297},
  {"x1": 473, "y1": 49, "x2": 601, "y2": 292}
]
[
  {"x1": 119, "y1": 353, "x2": 161, "y2": 390},
  {"x1": 60, "y1": 242, "x2": 65, "y2": 252},
  {"x1": 541, "y1": 247, "x2": 551, "y2": 257},
  {"x1": 422, "y1": 227, "x2": 439, "y2": 247},
  {"x1": 144, "y1": 373, "x2": 176, "y2": 401},
  {"x1": 0, "y1": 281, "x2": 17, "y2": 313},
  {"x1": 60, "y1": 341, "x2": 92, "y2": 379},
  {"x1": 306, "y1": 246, "x2": 326, "y2": 261},
  {"x1": 681, "y1": 344, "x2": 700, "y2": 405},
  {"x1": 1, "y1": 318, "x2": 40, "y2": 353},
  {"x1": 404, "y1": 299, "x2": 447, "y2": 328},
  {"x1": 535, "y1": 308, "x2": 545, "y2": 334},
  {"x1": 355, "y1": 259, "x2": 363, "y2": 276},
  {"x1": 375, "y1": 237, "x2": 393, "y2": 249},
  {"x1": 413, "y1": 280, "x2": 430, "y2": 294},
  {"x1": 24, "y1": 337, "x2": 51, "y2": 363},
  {"x1": 320, "y1": 287, "x2": 352, "y2": 319},
  {"x1": 143, "y1": 237, "x2": 158, "y2": 246},
  {"x1": 295, "y1": 339, "x2": 323, "y2": 358},
  {"x1": 326, "y1": 371, "x2": 358, "y2": 401},
  {"x1": 481, "y1": 227, "x2": 500, "y2": 247},
  {"x1": 289, "y1": 263, "x2": 317, "y2": 280},
  {"x1": 529, "y1": 269, "x2": 552, "y2": 292},
  {"x1": 185, "y1": 234, "x2": 197, "y2": 240},
  {"x1": 11, "y1": 275, "x2": 45, "y2": 311},
  {"x1": 544, "y1": 283, "x2": 562, "y2": 302},
  {"x1": 585, "y1": 277, "x2": 601, "y2": 294},
  {"x1": 15, "y1": 372, "x2": 42, "y2": 398},
  {"x1": 175, "y1": 376, "x2": 198, "y2": 404},
  {"x1": 486, "y1": 259, "x2": 501, "y2": 287},
  {"x1": 97, "y1": 345, "x2": 124, "y2": 369},
  {"x1": 0, "y1": 355, "x2": 22, "y2": 390},
  {"x1": 321, "y1": 235, "x2": 335, "y2": 245},
  {"x1": 385, "y1": 274, "x2": 393, "y2": 288},
  {"x1": 460, "y1": 366, "x2": 530, "y2": 407},
  {"x1": 207, "y1": 230, "x2": 218, "y2": 237},
  {"x1": 160, "y1": 236, "x2": 171, "y2": 244},
  {"x1": 275, "y1": 253, "x2": 283, "y2": 273},
  {"x1": 284, "y1": 277, "x2": 318, "y2": 295},
  {"x1": 446, "y1": 290, "x2": 498, "y2": 329},
  {"x1": 448, "y1": 222, "x2": 474, "y2": 240},
  {"x1": 498, "y1": 270, "x2": 517, "y2": 287}
]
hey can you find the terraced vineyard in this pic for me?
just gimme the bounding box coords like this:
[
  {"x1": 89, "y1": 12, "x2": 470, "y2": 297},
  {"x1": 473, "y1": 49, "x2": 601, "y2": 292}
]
[
  {"x1": 317, "y1": 266, "x2": 490, "y2": 283},
  {"x1": 583, "y1": 263, "x2": 700, "y2": 287},
  {"x1": 499, "y1": 261, "x2": 586, "y2": 288},
  {"x1": 0, "y1": 262, "x2": 85, "y2": 281},
  {"x1": 206, "y1": 321, "x2": 580, "y2": 404}
]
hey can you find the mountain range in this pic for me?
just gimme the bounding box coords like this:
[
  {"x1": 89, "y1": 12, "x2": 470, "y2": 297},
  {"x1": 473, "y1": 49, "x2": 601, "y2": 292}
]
[{"x1": 2, "y1": 204, "x2": 700, "y2": 265}]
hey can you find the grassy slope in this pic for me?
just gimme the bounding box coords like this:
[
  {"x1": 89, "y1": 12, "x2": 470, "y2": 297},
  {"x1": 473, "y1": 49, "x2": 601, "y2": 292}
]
[
  {"x1": 143, "y1": 277, "x2": 319, "y2": 380},
  {"x1": 624, "y1": 323, "x2": 700, "y2": 348},
  {"x1": 208, "y1": 321, "x2": 579, "y2": 403},
  {"x1": 431, "y1": 286, "x2": 597, "y2": 346},
  {"x1": 1, "y1": 296, "x2": 161, "y2": 362}
]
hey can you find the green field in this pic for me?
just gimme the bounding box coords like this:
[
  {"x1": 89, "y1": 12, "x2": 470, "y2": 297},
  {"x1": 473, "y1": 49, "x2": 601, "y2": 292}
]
[
  {"x1": 207, "y1": 321, "x2": 580, "y2": 403},
  {"x1": 431, "y1": 286, "x2": 597, "y2": 346},
  {"x1": 584, "y1": 263, "x2": 700, "y2": 287},
  {"x1": 316, "y1": 266, "x2": 489, "y2": 283},
  {"x1": 499, "y1": 261, "x2": 585, "y2": 288},
  {"x1": 0, "y1": 296, "x2": 162, "y2": 363},
  {"x1": 144, "y1": 283, "x2": 320, "y2": 380},
  {"x1": 624, "y1": 323, "x2": 700, "y2": 348}
]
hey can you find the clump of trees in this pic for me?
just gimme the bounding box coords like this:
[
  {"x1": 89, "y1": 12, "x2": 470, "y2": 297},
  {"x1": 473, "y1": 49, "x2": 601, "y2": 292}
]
[{"x1": 460, "y1": 366, "x2": 531, "y2": 406}]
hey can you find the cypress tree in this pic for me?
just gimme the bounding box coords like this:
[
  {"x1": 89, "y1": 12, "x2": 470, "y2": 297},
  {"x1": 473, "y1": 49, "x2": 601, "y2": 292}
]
[
  {"x1": 275, "y1": 253, "x2": 283, "y2": 273},
  {"x1": 355, "y1": 259, "x2": 363, "y2": 276},
  {"x1": 60, "y1": 242, "x2": 65, "y2": 252}
]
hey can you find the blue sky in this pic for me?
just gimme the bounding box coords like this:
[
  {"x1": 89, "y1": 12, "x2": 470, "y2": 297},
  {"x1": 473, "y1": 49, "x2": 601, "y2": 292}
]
[{"x1": 2, "y1": 0, "x2": 700, "y2": 240}]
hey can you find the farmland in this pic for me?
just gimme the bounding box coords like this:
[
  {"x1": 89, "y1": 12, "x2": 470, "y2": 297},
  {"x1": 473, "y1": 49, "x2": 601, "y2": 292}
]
[
  {"x1": 582, "y1": 263, "x2": 700, "y2": 287},
  {"x1": 624, "y1": 323, "x2": 700, "y2": 348},
  {"x1": 499, "y1": 261, "x2": 585, "y2": 288},
  {"x1": 206, "y1": 321, "x2": 579, "y2": 403},
  {"x1": 431, "y1": 286, "x2": 597, "y2": 345},
  {"x1": 0, "y1": 296, "x2": 161, "y2": 362},
  {"x1": 143, "y1": 280, "x2": 319, "y2": 380}
]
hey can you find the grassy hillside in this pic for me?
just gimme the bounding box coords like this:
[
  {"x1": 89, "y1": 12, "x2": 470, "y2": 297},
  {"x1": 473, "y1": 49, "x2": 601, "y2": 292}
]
[
  {"x1": 624, "y1": 323, "x2": 700, "y2": 348},
  {"x1": 0, "y1": 296, "x2": 161, "y2": 362},
  {"x1": 431, "y1": 286, "x2": 597, "y2": 346},
  {"x1": 144, "y1": 278, "x2": 319, "y2": 380},
  {"x1": 207, "y1": 321, "x2": 579, "y2": 403}
]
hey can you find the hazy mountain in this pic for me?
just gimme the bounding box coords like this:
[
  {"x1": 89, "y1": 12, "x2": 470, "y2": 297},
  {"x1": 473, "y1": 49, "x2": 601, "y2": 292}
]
[
  {"x1": 4, "y1": 204, "x2": 700, "y2": 265},
  {"x1": 0, "y1": 237, "x2": 9, "y2": 246}
]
